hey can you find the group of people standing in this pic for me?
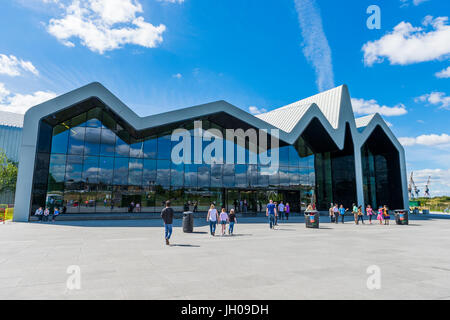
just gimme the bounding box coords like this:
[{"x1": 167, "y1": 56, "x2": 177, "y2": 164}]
[
  {"x1": 329, "y1": 203, "x2": 391, "y2": 225},
  {"x1": 265, "y1": 200, "x2": 290, "y2": 229},
  {"x1": 34, "y1": 206, "x2": 61, "y2": 222},
  {"x1": 207, "y1": 205, "x2": 237, "y2": 236}
]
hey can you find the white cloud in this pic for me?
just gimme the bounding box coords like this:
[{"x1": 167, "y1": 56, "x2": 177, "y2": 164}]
[
  {"x1": 0, "y1": 83, "x2": 57, "y2": 114},
  {"x1": 46, "y1": 0, "x2": 166, "y2": 54},
  {"x1": 399, "y1": 133, "x2": 450, "y2": 147},
  {"x1": 172, "y1": 73, "x2": 182, "y2": 79},
  {"x1": 416, "y1": 91, "x2": 450, "y2": 109},
  {"x1": 435, "y1": 66, "x2": 450, "y2": 78},
  {"x1": 249, "y1": 106, "x2": 267, "y2": 115},
  {"x1": 0, "y1": 54, "x2": 39, "y2": 77},
  {"x1": 157, "y1": 0, "x2": 185, "y2": 3},
  {"x1": 351, "y1": 98, "x2": 408, "y2": 116},
  {"x1": 363, "y1": 16, "x2": 450, "y2": 66},
  {"x1": 400, "y1": 0, "x2": 430, "y2": 6},
  {"x1": 294, "y1": 0, "x2": 334, "y2": 92}
]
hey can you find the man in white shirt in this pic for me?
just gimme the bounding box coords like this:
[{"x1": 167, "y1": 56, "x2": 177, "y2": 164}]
[{"x1": 278, "y1": 201, "x2": 285, "y2": 220}]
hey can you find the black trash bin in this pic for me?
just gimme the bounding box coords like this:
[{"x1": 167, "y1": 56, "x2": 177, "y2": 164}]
[
  {"x1": 182, "y1": 211, "x2": 194, "y2": 233},
  {"x1": 304, "y1": 210, "x2": 320, "y2": 228},
  {"x1": 394, "y1": 209, "x2": 409, "y2": 225}
]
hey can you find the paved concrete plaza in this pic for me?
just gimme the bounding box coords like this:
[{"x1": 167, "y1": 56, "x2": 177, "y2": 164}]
[{"x1": 1, "y1": 214, "x2": 450, "y2": 300}]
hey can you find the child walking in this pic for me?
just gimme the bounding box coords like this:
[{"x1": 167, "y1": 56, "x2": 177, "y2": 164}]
[
  {"x1": 377, "y1": 206, "x2": 384, "y2": 225},
  {"x1": 228, "y1": 209, "x2": 237, "y2": 235},
  {"x1": 357, "y1": 205, "x2": 364, "y2": 224},
  {"x1": 383, "y1": 205, "x2": 390, "y2": 225},
  {"x1": 219, "y1": 208, "x2": 229, "y2": 236},
  {"x1": 366, "y1": 205, "x2": 373, "y2": 224}
]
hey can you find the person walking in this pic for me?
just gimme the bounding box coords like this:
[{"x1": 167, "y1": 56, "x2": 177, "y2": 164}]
[
  {"x1": 328, "y1": 203, "x2": 334, "y2": 222},
  {"x1": 219, "y1": 208, "x2": 228, "y2": 236},
  {"x1": 35, "y1": 207, "x2": 43, "y2": 222},
  {"x1": 161, "y1": 200, "x2": 174, "y2": 245},
  {"x1": 228, "y1": 208, "x2": 237, "y2": 235},
  {"x1": 285, "y1": 202, "x2": 290, "y2": 220},
  {"x1": 383, "y1": 205, "x2": 390, "y2": 225},
  {"x1": 377, "y1": 206, "x2": 384, "y2": 225},
  {"x1": 357, "y1": 205, "x2": 364, "y2": 224},
  {"x1": 207, "y1": 204, "x2": 219, "y2": 236},
  {"x1": 333, "y1": 204, "x2": 339, "y2": 224},
  {"x1": 266, "y1": 200, "x2": 277, "y2": 229},
  {"x1": 352, "y1": 203, "x2": 358, "y2": 224},
  {"x1": 366, "y1": 205, "x2": 374, "y2": 224},
  {"x1": 43, "y1": 207, "x2": 50, "y2": 222},
  {"x1": 278, "y1": 201, "x2": 285, "y2": 221},
  {"x1": 52, "y1": 207, "x2": 60, "y2": 222},
  {"x1": 274, "y1": 201, "x2": 279, "y2": 225},
  {"x1": 339, "y1": 205, "x2": 347, "y2": 223}
]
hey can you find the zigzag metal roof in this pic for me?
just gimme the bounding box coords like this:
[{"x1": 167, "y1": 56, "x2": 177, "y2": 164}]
[
  {"x1": 256, "y1": 85, "x2": 344, "y2": 131},
  {"x1": 23, "y1": 82, "x2": 402, "y2": 154},
  {"x1": 0, "y1": 110, "x2": 24, "y2": 128}
]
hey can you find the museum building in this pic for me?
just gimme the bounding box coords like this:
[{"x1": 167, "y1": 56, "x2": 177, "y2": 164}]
[{"x1": 13, "y1": 82, "x2": 409, "y2": 221}]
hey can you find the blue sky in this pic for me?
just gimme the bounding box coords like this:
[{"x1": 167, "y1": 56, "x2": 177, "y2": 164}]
[{"x1": 0, "y1": 0, "x2": 449, "y2": 195}]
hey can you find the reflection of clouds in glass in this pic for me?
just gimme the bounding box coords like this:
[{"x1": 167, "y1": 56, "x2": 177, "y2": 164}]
[
  {"x1": 70, "y1": 127, "x2": 85, "y2": 141},
  {"x1": 101, "y1": 129, "x2": 116, "y2": 144},
  {"x1": 116, "y1": 143, "x2": 130, "y2": 157},
  {"x1": 50, "y1": 165, "x2": 66, "y2": 181},
  {"x1": 69, "y1": 145, "x2": 89, "y2": 155},
  {"x1": 129, "y1": 161, "x2": 143, "y2": 170}
]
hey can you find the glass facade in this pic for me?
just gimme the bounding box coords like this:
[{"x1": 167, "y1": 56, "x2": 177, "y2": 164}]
[
  {"x1": 361, "y1": 126, "x2": 403, "y2": 209},
  {"x1": 30, "y1": 104, "x2": 317, "y2": 215}
]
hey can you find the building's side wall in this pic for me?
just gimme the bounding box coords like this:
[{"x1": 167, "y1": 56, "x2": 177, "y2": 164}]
[{"x1": 0, "y1": 125, "x2": 22, "y2": 162}]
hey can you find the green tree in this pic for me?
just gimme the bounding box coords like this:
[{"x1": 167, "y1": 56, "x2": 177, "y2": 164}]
[{"x1": 0, "y1": 149, "x2": 18, "y2": 193}]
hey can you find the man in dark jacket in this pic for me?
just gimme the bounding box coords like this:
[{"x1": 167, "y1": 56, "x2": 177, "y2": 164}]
[{"x1": 161, "y1": 200, "x2": 174, "y2": 245}]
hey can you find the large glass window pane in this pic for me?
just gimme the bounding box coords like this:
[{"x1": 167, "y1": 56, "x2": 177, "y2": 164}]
[
  {"x1": 99, "y1": 156, "x2": 114, "y2": 185},
  {"x1": 223, "y1": 164, "x2": 235, "y2": 187},
  {"x1": 248, "y1": 164, "x2": 258, "y2": 187},
  {"x1": 48, "y1": 154, "x2": 66, "y2": 186},
  {"x1": 184, "y1": 164, "x2": 197, "y2": 187},
  {"x1": 96, "y1": 189, "x2": 113, "y2": 212},
  {"x1": 84, "y1": 127, "x2": 101, "y2": 156},
  {"x1": 198, "y1": 165, "x2": 210, "y2": 188},
  {"x1": 83, "y1": 156, "x2": 99, "y2": 184},
  {"x1": 143, "y1": 136, "x2": 157, "y2": 159},
  {"x1": 37, "y1": 121, "x2": 52, "y2": 153},
  {"x1": 211, "y1": 164, "x2": 223, "y2": 188},
  {"x1": 143, "y1": 159, "x2": 157, "y2": 186},
  {"x1": 279, "y1": 166, "x2": 290, "y2": 187},
  {"x1": 64, "y1": 191, "x2": 81, "y2": 213},
  {"x1": 289, "y1": 146, "x2": 300, "y2": 167},
  {"x1": 289, "y1": 166, "x2": 300, "y2": 187},
  {"x1": 47, "y1": 154, "x2": 66, "y2": 200},
  {"x1": 130, "y1": 139, "x2": 144, "y2": 158},
  {"x1": 115, "y1": 135, "x2": 130, "y2": 157},
  {"x1": 68, "y1": 127, "x2": 86, "y2": 155},
  {"x1": 102, "y1": 111, "x2": 116, "y2": 130},
  {"x1": 258, "y1": 166, "x2": 269, "y2": 187},
  {"x1": 100, "y1": 128, "x2": 116, "y2": 156},
  {"x1": 156, "y1": 160, "x2": 170, "y2": 187},
  {"x1": 171, "y1": 163, "x2": 184, "y2": 187},
  {"x1": 70, "y1": 113, "x2": 86, "y2": 128},
  {"x1": 279, "y1": 146, "x2": 290, "y2": 167},
  {"x1": 113, "y1": 157, "x2": 129, "y2": 185},
  {"x1": 65, "y1": 155, "x2": 83, "y2": 185},
  {"x1": 235, "y1": 164, "x2": 247, "y2": 188},
  {"x1": 51, "y1": 125, "x2": 69, "y2": 154},
  {"x1": 85, "y1": 108, "x2": 102, "y2": 128},
  {"x1": 79, "y1": 191, "x2": 97, "y2": 213},
  {"x1": 128, "y1": 158, "x2": 143, "y2": 186},
  {"x1": 157, "y1": 135, "x2": 172, "y2": 160}
]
